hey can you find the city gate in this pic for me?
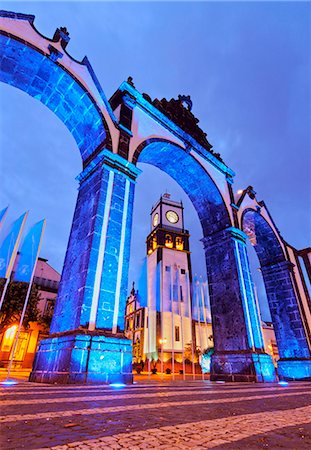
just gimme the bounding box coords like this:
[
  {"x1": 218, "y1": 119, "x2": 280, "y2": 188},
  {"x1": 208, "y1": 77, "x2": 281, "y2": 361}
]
[{"x1": 1, "y1": 11, "x2": 310, "y2": 383}]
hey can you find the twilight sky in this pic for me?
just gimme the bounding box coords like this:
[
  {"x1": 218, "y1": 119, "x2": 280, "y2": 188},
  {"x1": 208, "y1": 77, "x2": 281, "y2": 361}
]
[{"x1": 0, "y1": 1, "x2": 310, "y2": 320}]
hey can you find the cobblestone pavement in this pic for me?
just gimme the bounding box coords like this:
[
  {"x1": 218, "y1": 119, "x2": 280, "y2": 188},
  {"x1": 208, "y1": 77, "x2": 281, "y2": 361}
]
[{"x1": 0, "y1": 379, "x2": 310, "y2": 449}]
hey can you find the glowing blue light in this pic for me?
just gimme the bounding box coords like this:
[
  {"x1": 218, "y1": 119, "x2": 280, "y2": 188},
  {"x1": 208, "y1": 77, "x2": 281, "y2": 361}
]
[
  {"x1": 0, "y1": 380, "x2": 18, "y2": 386},
  {"x1": 109, "y1": 383, "x2": 126, "y2": 389},
  {"x1": 278, "y1": 381, "x2": 289, "y2": 386}
]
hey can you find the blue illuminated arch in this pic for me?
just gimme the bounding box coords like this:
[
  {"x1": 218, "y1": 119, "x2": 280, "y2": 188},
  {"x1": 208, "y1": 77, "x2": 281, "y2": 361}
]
[
  {"x1": 135, "y1": 139, "x2": 231, "y2": 236},
  {"x1": 241, "y1": 208, "x2": 286, "y2": 266},
  {"x1": 0, "y1": 33, "x2": 112, "y2": 165}
]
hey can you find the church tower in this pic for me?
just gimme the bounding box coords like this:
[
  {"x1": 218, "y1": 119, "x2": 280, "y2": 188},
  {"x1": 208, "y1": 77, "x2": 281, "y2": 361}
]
[{"x1": 144, "y1": 193, "x2": 193, "y2": 366}]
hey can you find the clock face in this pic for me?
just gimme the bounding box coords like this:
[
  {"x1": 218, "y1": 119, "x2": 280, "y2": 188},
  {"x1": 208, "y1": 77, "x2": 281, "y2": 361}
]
[
  {"x1": 166, "y1": 210, "x2": 179, "y2": 224},
  {"x1": 153, "y1": 213, "x2": 159, "y2": 227}
]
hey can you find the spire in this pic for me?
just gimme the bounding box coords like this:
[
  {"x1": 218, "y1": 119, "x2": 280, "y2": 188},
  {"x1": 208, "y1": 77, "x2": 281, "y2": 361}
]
[{"x1": 131, "y1": 281, "x2": 135, "y2": 296}]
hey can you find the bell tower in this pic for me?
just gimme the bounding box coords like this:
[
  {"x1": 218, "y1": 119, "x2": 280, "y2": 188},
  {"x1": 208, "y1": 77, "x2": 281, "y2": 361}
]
[{"x1": 144, "y1": 193, "x2": 193, "y2": 364}]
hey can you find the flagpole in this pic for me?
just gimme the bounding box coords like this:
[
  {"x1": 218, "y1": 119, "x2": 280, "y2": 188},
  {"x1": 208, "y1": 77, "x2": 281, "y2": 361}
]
[
  {"x1": 6, "y1": 275, "x2": 34, "y2": 379},
  {"x1": 0, "y1": 277, "x2": 10, "y2": 311},
  {"x1": 177, "y1": 267, "x2": 186, "y2": 380},
  {"x1": 170, "y1": 265, "x2": 175, "y2": 380},
  {"x1": 186, "y1": 271, "x2": 195, "y2": 380},
  {"x1": 6, "y1": 219, "x2": 45, "y2": 381}
]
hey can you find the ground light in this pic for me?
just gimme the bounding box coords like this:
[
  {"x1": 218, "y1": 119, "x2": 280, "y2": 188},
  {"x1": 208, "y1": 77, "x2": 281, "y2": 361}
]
[
  {"x1": 0, "y1": 379, "x2": 18, "y2": 386},
  {"x1": 109, "y1": 383, "x2": 126, "y2": 389},
  {"x1": 278, "y1": 381, "x2": 289, "y2": 386}
]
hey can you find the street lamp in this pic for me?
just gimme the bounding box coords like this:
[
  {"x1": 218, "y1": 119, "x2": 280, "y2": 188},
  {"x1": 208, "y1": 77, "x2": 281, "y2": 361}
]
[{"x1": 159, "y1": 337, "x2": 167, "y2": 377}]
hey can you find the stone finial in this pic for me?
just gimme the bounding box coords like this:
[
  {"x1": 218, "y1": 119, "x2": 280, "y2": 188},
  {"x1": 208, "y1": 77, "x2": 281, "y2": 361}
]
[
  {"x1": 53, "y1": 27, "x2": 70, "y2": 50},
  {"x1": 178, "y1": 94, "x2": 192, "y2": 111},
  {"x1": 127, "y1": 76, "x2": 135, "y2": 88}
]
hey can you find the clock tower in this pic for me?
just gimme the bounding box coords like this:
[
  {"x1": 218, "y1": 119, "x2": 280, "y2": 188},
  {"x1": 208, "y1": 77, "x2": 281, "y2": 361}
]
[{"x1": 144, "y1": 193, "x2": 193, "y2": 366}]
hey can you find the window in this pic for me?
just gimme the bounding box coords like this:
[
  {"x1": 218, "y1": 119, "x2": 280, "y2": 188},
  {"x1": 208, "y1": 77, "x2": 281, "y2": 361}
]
[
  {"x1": 180, "y1": 286, "x2": 183, "y2": 302},
  {"x1": 152, "y1": 235, "x2": 157, "y2": 250},
  {"x1": 165, "y1": 234, "x2": 173, "y2": 248},
  {"x1": 136, "y1": 314, "x2": 140, "y2": 328},
  {"x1": 165, "y1": 266, "x2": 171, "y2": 272},
  {"x1": 173, "y1": 284, "x2": 178, "y2": 301},
  {"x1": 176, "y1": 236, "x2": 184, "y2": 250},
  {"x1": 175, "y1": 326, "x2": 180, "y2": 342},
  {"x1": 181, "y1": 269, "x2": 186, "y2": 275}
]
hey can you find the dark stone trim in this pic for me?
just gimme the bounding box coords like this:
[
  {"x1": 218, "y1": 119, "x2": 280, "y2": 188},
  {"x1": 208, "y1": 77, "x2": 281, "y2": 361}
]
[
  {"x1": 227, "y1": 180, "x2": 239, "y2": 228},
  {"x1": 0, "y1": 10, "x2": 35, "y2": 23}
]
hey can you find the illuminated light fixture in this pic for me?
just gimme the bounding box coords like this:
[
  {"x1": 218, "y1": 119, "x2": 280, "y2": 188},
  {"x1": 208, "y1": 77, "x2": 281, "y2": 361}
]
[
  {"x1": 159, "y1": 338, "x2": 167, "y2": 345},
  {"x1": 237, "y1": 190, "x2": 243, "y2": 194},
  {"x1": 278, "y1": 381, "x2": 289, "y2": 387},
  {"x1": 4, "y1": 324, "x2": 18, "y2": 340},
  {"x1": 148, "y1": 249, "x2": 152, "y2": 255},
  {"x1": 0, "y1": 380, "x2": 17, "y2": 386},
  {"x1": 109, "y1": 383, "x2": 126, "y2": 388}
]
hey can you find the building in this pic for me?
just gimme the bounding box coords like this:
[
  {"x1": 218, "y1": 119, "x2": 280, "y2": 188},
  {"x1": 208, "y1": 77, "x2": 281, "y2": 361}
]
[
  {"x1": 0, "y1": 256, "x2": 60, "y2": 369},
  {"x1": 125, "y1": 194, "x2": 281, "y2": 375},
  {"x1": 125, "y1": 194, "x2": 212, "y2": 373}
]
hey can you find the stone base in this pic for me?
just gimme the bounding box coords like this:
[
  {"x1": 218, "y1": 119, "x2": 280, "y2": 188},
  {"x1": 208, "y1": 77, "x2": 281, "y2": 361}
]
[
  {"x1": 210, "y1": 352, "x2": 277, "y2": 382},
  {"x1": 29, "y1": 332, "x2": 133, "y2": 384},
  {"x1": 278, "y1": 359, "x2": 311, "y2": 381}
]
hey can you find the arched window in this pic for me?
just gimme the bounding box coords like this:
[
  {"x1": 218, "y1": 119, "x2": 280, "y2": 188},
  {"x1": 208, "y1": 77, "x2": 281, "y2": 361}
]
[
  {"x1": 165, "y1": 234, "x2": 173, "y2": 248},
  {"x1": 176, "y1": 236, "x2": 184, "y2": 250}
]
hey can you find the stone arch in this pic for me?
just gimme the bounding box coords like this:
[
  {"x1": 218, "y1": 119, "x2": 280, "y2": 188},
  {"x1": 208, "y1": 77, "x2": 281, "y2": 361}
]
[
  {"x1": 135, "y1": 138, "x2": 232, "y2": 235},
  {"x1": 242, "y1": 208, "x2": 286, "y2": 267},
  {"x1": 134, "y1": 139, "x2": 277, "y2": 382},
  {"x1": 0, "y1": 28, "x2": 112, "y2": 166},
  {"x1": 242, "y1": 208, "x2": 311, "y2": 378}
]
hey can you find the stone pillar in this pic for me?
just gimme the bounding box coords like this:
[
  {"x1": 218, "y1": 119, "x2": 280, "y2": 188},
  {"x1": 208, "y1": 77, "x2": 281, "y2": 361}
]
[
  {"x1": 30, "y1": 150, "x2": 140, "y2": 384},
  {"x1": 203, "y1": 227, "x2": 276, "y2": 382},
  {"x1": 261, "y1": 261, "x2": 311, "y2": 380}
]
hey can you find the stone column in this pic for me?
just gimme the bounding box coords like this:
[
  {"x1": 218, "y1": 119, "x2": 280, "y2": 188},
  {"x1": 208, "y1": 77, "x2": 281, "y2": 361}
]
[
  {"x1": 261, "y1": 261, "x2": 311, "y2": 380},
  {"x1": 30, "y1": 150, "x2": 140, "y2": 384},
  {"x1": 203, "y1": 227, "x2": 276, "y2": 382}
]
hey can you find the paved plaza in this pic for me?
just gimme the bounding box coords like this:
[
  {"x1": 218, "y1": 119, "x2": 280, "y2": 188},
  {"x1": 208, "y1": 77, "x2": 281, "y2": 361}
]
[{"x1": 0, "y1": 378, "x2": 310, "y2": 449}]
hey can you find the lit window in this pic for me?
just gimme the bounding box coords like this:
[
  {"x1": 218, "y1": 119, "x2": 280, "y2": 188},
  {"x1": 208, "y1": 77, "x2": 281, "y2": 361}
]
[
  {"x1": 176, "y1": 236, "x2": 184, "y2": 250},
  {"x1": 175, "y1": 326, "x2": 180, "y2": 342},
  {"x1": 152, "y1": 235, "x2": 157, "y2": 250},
  {"x1": 165, "y1": 234, "x2": 173, "y2": 248},
  {"x1": 1, "y1": 325, "x2": 17, "y2": 351}
]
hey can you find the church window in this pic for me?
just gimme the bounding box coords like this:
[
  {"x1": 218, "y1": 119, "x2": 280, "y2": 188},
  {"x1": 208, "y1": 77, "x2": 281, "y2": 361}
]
[
  {"x1": 176, "y1": 236, "x2": 184, "y2": 250},
  {"x1": 175, "y1": 326, "x2": 180, "y2": 342},
  {"x1": 165, "y1": 234, "x2": 173, "y2": 248}
]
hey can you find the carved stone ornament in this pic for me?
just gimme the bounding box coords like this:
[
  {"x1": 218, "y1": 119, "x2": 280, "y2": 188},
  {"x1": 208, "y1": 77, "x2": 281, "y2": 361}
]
[{"x1": 141, "y1": 93, "x2": 224, "y2": 162}]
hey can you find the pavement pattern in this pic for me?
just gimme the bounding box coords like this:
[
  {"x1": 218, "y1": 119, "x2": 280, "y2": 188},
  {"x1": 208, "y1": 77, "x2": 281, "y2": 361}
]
[{"x1": 0, "y1": 379, "x2": 310, "y2": 449}]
